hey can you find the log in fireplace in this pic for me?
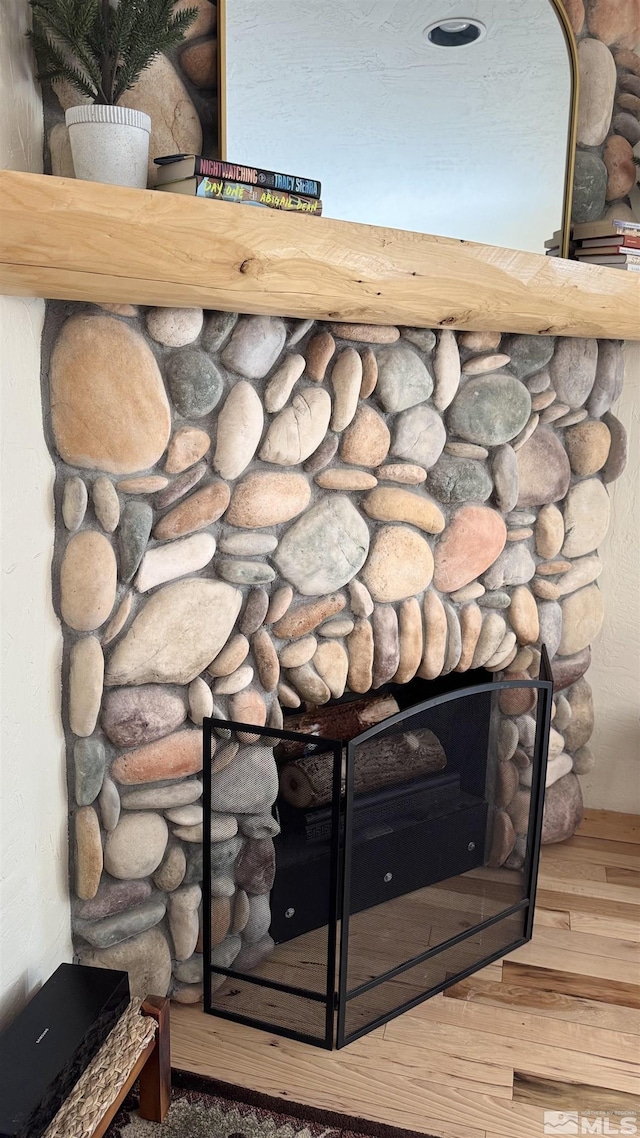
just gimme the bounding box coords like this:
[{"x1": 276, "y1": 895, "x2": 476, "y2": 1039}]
[{"x1": 202, "y1": 648, "x2": 553, "y2": 1048}]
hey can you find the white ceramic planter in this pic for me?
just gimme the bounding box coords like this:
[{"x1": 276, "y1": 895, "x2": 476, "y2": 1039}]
[{"x1": 65, "y1": 105, "x2": 151, "y2": 188}]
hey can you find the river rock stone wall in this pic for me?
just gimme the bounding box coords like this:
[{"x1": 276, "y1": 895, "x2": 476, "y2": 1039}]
[
  {"x1": 41, "y1": 304, "x2": 628, "y2": 1001},
  {"x1": 566, "y1": 0, "x2": 640, "y2": 223},
  {"x1": 32, "y1": 0, "x2": 638, "y2": 1004}
]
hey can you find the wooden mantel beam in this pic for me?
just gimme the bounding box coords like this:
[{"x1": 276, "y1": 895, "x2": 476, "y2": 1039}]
[{"x1": 0, "y1": 171, "x2": 638, "y2": 339}]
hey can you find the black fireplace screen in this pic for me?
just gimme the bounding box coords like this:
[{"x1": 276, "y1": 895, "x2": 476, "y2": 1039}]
[{"x1": 202, "y1": 649, "x2": 553, "y2": 1049}]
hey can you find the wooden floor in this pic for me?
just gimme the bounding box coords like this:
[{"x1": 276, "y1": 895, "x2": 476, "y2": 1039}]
[{"x1": 172, "y1": 809, "x2": 640, "y2": 1138}]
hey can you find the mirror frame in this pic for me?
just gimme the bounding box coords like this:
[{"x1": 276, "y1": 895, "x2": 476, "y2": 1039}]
[{"x1": 216, "y1": 0, "x2": 578, "y2": 259}]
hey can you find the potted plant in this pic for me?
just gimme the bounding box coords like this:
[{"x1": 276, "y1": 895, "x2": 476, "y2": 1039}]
[{"x1": 28, "y1": 0, "x2": 198, "y2": 188}]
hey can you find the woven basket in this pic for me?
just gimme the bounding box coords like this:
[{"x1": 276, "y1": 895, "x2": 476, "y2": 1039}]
[{"x1": 44, "y1": 998, "x2": 157, "y2": 1138}]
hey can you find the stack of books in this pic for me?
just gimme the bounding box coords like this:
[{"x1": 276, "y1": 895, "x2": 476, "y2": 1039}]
[
  {"x1": 154, "y1": 155, "x2": 322, "y2": 216},
  {"x1": 545, "y1": 218, "x2": 640, "y2": 270}
]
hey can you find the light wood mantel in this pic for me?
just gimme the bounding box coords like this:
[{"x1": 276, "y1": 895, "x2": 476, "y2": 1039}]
[{"x1": 0, "y1": 170, "x2": 638, "y2": 339}]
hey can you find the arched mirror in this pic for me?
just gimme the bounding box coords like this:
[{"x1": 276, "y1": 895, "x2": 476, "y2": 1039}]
[{"x1": 217, "y1": 0, "x2": 577, "y2": 256}]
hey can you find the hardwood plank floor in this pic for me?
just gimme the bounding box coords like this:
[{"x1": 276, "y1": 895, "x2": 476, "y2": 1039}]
[{"x1": 172, "y1": 810, "x2": 640, "y2": 1137}]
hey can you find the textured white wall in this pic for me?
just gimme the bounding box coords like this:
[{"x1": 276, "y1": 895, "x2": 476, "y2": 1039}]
[
  {"x1": 0, "y1": 0, "x2": 71, "y2": 1030},
  {"x1": 583, "y1": 342, "x2": 640, "y2": 815}
]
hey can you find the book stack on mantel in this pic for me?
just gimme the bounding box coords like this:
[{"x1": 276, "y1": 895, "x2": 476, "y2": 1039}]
[
  {"x1": 545, "y1": 218, "x2": 640, "y2": 270},
  {"x1": 153, "y1": 154, "x2": 322, "y2": 215}
]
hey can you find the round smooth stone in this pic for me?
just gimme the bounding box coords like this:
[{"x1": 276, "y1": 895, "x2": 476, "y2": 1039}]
[
  {"x1": 62, "y1": 476, "x2": 88, "y2": 531},
  {"x1": 147, "y1": 307, "x2": 203, "y2": 347},
  {"x1": 104, "y1": 812, "x2": 168, "y2": 879},
  {"x1": 217, "y1": 561, "x2": 276, "y2": 585},
  {"x1": 61, "y1": 531, "x2": 117, "y2": 632},
  {"x1": 221, "y1": 316, "x2": 287, "y2": 379},
  {"x1": 447, "y1": 375, "x2": 531, "y2": 446},
  {"x1": 315, "y1": 469, "x2": 377, "y2": 491}
]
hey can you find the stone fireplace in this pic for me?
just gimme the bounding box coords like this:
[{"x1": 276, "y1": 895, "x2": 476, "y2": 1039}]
[{"x1": 41, "y1": 303, "x2": 624, "y2": 1003}]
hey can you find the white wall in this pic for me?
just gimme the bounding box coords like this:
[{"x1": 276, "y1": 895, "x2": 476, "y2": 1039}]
[
  {"x1": 583, "y1": 342, "x2": 640, "y2": 815},
  {"x1": 0, "y1": 0, "x2": 71, "y2": 1030}
]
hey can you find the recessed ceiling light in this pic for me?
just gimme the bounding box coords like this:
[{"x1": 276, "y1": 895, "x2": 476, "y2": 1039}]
[{"x1": 423, "y1": 18, "x2": 486, "y2": 47}]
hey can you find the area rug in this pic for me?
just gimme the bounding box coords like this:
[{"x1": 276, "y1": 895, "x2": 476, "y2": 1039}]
[{"x1": 106, "y1": 1069, "x2": 436, "y2": 1138}]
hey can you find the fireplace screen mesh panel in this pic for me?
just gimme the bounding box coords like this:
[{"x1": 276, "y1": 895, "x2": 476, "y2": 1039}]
[{"x1": 203, "y1": 654, "x2": 552, "y2": 1049}]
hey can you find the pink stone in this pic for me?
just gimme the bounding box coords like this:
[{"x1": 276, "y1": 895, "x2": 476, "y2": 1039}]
[{"x1": 433, "y1": 506, "x2": 507, "y2": 594}]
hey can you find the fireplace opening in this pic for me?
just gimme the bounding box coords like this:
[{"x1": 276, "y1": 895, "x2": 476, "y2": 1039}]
[{"x1": 202, "y1": 650, "x2": 553, "y2": 1048}]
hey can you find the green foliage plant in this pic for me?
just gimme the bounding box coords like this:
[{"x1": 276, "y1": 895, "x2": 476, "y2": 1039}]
[{"x1": 27, "y1": 0, "x2": 198, "y2": 105}]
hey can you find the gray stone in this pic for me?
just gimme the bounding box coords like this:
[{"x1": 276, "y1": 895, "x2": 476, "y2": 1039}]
[
  {"x1": 233, "y1": 935, "x2": 275, "y2": 972},
  {"x1": 447, "y1": 375, "x2": 531, "y2": 446},
  {"x1": 503, "y1": 335, "x2": 555, "y2": 380},
  {"x1": 211, "y1": 747, "x2": 279, "y2": 813},
  {"x1": 238, "y1": 814, "x2": 281, "y2": 839},
  {"x1": 588, "y1": 342, "x2": 624, "y2": 419},
  {"x1": 427, "y1": 456, "x2": 492, "y2": 503},
  {"x1": 563, "y1": 677, "x2": 594, "y2": 752},
  {"x1": 549, "y1": 339, "x2": 598, "y2": 410},
  {"x1": 219, "y1": 533, "x2": 278, "y2": 556},
  {"x1": 375, "y1": 345, "x2": 434, "y2": 411},
  {"x1": 492, "y1": 445, "x2": 519, "y2": 513},
  {"x1": 154, "y1": 462, "x2": 207, "y2": 510},
  {"x1": 217, "y1": 561, "x2": 276, "y2": 585},
  {"x1": 391, "y1": 405, "x2": 446, "y2": 469},
  {"x1": 75, "y1": 898, "x2": 166, "y2": 949},
  {"x1": 62, "y1": 476, "x2": 88, "y2": 531},
  {"x1": 119, "y1": 501, "x2": 152, "y2": 583},
  {"x1": 75, "y1": 879, "x2": 152, "y2": 921},
  {"x1": 537, "y1": 600, "x2": 563, "y2": 660},
  {"x1": 106, "y1": 579, "x2": 242, "y2": 686},
  {"x1": 122, "y1": 781, "x2": 202, "y2": 809},
  {"x1": 211, "y1": 876, "x2": 236, "y2": 898},
  {"x1": 541, "y1": 773, "x2": 583, "y2": 844},
  {"x1": 79, "y1": 927, "x2": 172, "y2": 998},
  {"x1": 235, "y1": 838, "x2": 276, "y2": 895},
  {"x1": 102, "y1": 685, "x2": 186, "y2": 747},
  {"x1": 211, "y1": 936, "x2": 242, "y2": 970},
  {"x1": 167, "y1": 349, "x2": 224, "y2": 418},
  {"x1": 478, "y1": 591, "x2": 511, "y2": 610},
  {"x1": 221, "y1": 315, "x2": 286, "y2": 379},
  {"x1": 612, "y1": 112, "x2": 640, "y2": 146},
  {"x1": 572, "y1": 745, "x2": 595, "y2": 775},
  {"x1": 571, "y1": 152, "x2": 607, "y2": 224},
  {"x1": 174, "y1": 954, "x2": 204, "y2": 985},
  {"x1": 201, "y1": 310, "x2": 237, "y2": 352},
  {"x1": 74, "y1": 738, "x2": 105, "y2": 806},
  {"x1": 98, "y1": 777, "x2": 120, "y2": 831},
  {"x1": 516, "y1": 428, "x2": 571, "y2": 509},
  {"x1": 483, "y1": 544, "x2": 535, "y2": 590},
  {"x1": 183, "y1": 836, "x2": 243, "y2": 885},
  {"x1": 104, "y1": 812, "x2": 168, "y2": 879},
  {"x1": 275, "y1": 496, "x2": 369, "y2": 596},
  {"x1": 401, "y1": 328, "x2": 436, "y2": 352},
  {"x1": 243, "y1": 894, "x2": 271, "y2": 944}
]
